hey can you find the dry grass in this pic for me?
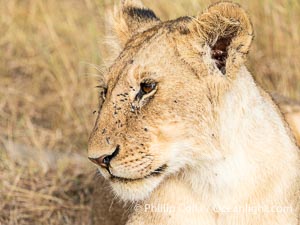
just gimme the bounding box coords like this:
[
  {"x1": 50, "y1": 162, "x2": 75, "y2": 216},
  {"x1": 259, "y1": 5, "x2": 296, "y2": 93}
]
[{"x1": 0, "y1": 0, "x2": 299, "y2": 224}]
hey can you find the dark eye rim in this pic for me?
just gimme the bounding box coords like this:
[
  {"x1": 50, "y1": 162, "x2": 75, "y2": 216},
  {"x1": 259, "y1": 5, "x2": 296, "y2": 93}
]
[
  {"x1": 140, "y1": 81, "x2": 157, "y2": 94},
  {"x1": 134, "y1": 80, "x2": 157, "y2": 102},
  {"x1": 101, "y1": 87, "x2": 107, "y2": 100},
  {"x1": 96, "y1": 85, "x2": 107, "y2": 99}
]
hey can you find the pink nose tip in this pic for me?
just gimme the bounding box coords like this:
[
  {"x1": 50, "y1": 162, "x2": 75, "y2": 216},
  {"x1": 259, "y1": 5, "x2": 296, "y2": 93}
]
[{"x1": 88, "y1": 155, "x2": 110, "y2": 168}]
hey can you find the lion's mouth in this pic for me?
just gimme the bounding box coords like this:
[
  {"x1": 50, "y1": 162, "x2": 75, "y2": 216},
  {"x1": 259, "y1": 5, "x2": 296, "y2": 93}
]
[{"x1": 109, "y1": 164, "x2": 167, "y2": 182}]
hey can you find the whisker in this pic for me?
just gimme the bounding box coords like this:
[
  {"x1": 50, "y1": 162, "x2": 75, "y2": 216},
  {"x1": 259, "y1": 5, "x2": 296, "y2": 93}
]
[
  {"x1": 80, "y1": 61, "x2": 107, "y2": 74},
  {"x1": 83, "y1": 72, "x2": 104, "y2": 78}
]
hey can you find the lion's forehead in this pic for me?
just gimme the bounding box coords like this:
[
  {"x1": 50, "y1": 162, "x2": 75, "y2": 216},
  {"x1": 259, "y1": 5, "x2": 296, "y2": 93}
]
[{"x1": 106, "y1": 18, "x2": 195, "y2": 87}]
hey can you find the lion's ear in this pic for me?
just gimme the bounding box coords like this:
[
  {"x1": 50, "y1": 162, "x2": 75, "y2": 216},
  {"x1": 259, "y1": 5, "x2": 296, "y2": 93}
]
[
  {"x1": 195, "y1": 2, "x2": 254, "y2": 75},
  {"x1": 104, "y1": 0, "x2": 160, "y2": 63}
]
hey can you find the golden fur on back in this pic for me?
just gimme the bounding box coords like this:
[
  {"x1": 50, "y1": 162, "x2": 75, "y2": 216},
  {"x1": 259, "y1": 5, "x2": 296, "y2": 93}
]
[{"x1": 88, "y1": 1, "x2": 300, "y2": 224}]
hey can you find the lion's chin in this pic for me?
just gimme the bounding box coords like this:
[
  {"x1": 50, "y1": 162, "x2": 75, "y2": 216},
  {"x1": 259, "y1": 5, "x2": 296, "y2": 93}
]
[{"x1": 109, "y1": 175, "x2": 164, "y2": 201}]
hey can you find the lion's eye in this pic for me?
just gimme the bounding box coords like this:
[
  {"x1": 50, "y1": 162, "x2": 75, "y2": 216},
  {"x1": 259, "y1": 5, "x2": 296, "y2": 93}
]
[
  {"x1": 101, "y1": 88, "x2": 107, "y2": 100},
  {"x1": 140, "y1": 82, "x2": 156, "y2": 94},
  {"x1": 96, "y1": 85, "x2": 107, "y2": 100},
  {"x1": 135, "y1": 81, "x2": 157, "y2": 102}
]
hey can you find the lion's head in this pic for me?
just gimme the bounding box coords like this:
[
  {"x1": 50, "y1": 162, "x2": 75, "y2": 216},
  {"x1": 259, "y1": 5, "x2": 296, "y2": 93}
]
[{"x1": 88, "y1": 0, "x2": 253, "y2": 201}]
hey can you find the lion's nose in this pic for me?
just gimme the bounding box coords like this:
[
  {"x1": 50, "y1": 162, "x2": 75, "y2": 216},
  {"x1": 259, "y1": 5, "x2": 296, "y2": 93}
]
[
  {"x1": 89, "y1": 154, "x2": 111, "y2": 168},
  {"x1": 88, "y1": 145, "x2": 120, "y2": 169}
]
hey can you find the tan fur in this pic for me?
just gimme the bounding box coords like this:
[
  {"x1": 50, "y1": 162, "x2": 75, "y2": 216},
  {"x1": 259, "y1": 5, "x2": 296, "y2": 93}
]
[
  {"x1": 274, "y1": 94, "x2": 300, "y2": 146},
  {"x1": 88, "y1": 1, "x2": 300, "y2": 224}
]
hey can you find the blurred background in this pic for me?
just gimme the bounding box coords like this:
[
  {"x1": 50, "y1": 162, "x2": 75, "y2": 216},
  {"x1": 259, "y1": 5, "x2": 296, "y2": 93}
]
[{"x1": 0, "y1": 0, "x2": 299, "y2": 224}]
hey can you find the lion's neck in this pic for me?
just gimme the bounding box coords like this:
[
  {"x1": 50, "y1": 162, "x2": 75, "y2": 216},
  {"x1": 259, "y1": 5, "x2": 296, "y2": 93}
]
[{"x1": 186, "y1": 67, "x2": 299, "y2": 207}]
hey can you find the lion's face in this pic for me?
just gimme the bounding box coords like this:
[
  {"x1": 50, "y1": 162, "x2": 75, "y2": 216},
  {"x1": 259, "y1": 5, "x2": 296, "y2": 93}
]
[
  {"x1": 89, "y1": 26, "x2": 214, "y2": 201},
  {"x1": 88, "y1": 0, "x2": 253, "y2": 201}
]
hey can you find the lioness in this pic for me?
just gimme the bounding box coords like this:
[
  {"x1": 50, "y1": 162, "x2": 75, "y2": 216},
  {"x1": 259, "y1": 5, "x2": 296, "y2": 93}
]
[{"x1": 88, "y1": 1, "x2": 300, "y2": 224}]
